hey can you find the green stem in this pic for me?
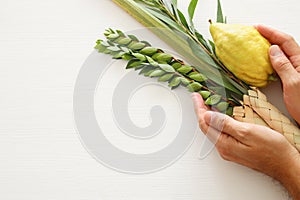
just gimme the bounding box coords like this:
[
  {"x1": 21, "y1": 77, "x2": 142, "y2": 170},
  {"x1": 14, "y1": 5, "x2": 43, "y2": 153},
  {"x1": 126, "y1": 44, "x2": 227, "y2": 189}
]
[
  {"x1": 155, "y1": 0, "x2": 249, "y2": 91},
  {"x1": 96, "y1": 29, "x2": 240, "y2": 112},
  {"x1": 112, "y1": 0, "x2": 248, "y2": 95}
]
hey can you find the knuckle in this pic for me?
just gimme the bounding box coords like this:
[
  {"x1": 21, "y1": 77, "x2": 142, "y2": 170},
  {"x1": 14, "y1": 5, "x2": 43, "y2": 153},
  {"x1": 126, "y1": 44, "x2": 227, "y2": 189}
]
[
  {"x1": 290, "y1": 55, "x2": 300, "y2": 66},
  {"x1": 217, "y1": 146, "x2": 231, "y2": 161},
  {"x1": 237, "y1": 125, "x2": 252, "y2": 139},
  {"x1": 285, "y1": 34, "x2": 294, "y2": 43},
  {"x1": 276, "y1": 58, "x2": 291, "y2": 70},
  {"x1": 284, "y1": 75, "x2": 300, "y2": 88},
  {"x1": 279, "y1": 33, "x2": 295, "y2": 46},
  {"x1": 222, "y1": 116, "x2": 233, "y2": 132},
  {"x1": 199, "y1": 119, "x2": 207, "y2": 133},
  {"x1": 216, "y1": 137, "x2": 232, "y2": 161}
]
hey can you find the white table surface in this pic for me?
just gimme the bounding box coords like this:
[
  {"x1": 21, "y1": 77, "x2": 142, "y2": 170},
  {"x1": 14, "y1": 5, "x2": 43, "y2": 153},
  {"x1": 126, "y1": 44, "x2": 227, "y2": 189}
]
[{"x1": 1, "y1": 0, "x2": 300, "y2": 199}]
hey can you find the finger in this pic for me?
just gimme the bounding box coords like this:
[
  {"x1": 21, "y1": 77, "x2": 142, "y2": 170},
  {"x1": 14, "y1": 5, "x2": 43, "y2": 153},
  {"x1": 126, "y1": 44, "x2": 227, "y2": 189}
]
[
  {"x1": 214, "y1": 132, "x2": 250, "y2": 161},
  {"x1": 204, "y1": 111, "x2": 251, "y2": 143},
  {"x1": 269, "y1": 45, "x2": 298, "y2": 84},
  {"x1": 192, "y1": 93, "x2": 210, "y2": 134},
  {"x1": 191, "y1": 92, "x2": 208, "y2": 120},
  {"x1": 256, "y1": 25, "x2": 300, "y2": 65},
  {"x1": 205, "y1": 122, "x2": 222, "y2": 145}
]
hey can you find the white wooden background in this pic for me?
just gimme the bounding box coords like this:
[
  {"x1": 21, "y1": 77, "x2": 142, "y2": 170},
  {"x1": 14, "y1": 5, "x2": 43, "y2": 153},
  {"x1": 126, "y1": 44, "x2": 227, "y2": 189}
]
[{"x1": 1, "y1": 0, "x2": 300, "y2": 199}]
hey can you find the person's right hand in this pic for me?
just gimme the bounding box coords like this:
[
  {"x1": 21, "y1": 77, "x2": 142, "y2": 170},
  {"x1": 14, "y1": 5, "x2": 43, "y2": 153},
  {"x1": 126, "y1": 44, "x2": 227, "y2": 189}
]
[{"x1": 256, "y1": 25, "x2": 300, "y2": 125}]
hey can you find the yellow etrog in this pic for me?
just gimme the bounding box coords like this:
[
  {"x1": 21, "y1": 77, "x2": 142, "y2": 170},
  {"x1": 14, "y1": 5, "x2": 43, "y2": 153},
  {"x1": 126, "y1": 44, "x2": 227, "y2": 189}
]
[{"x1": 210, "y1": 23, "x2": 274, "y2": 87}]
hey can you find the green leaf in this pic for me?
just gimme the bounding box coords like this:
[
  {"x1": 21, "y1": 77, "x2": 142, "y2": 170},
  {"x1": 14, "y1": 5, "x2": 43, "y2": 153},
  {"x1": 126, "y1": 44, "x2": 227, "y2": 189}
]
[
  {"x1": 95, "y1": 39, "x2": 102, "y2": 44},
  {"x1": 208, "y1": 40, "x2": 216, "y2": 54},
  {"x1": 188, "y1": 71, "x2": 198, "y2": 76},
  {"x1": 162, "y1": 0, "x2": 174, "y2": 15},
  {"x1": 100, "y1": 40, "x2": 110, "y2": 47},
  {"x1": 171, "y1": 0, "x2": 178, "y2": 20},
  {"x1": 180, "y1": 77, "x2": 191, "y2": 86},
  {"x1": 144, "y1": 69, "x2": 156, "y2": 77},
  {"x1": 145, "y1": 7, "x2": 185, "y2": 32},
  {"x1": 177, "y1": 9, "x2": 189, "y2": 30},
  {"x1": 156, "y1": 53, "x2": 173, "y2": 63},
  {"x1": 94, "y1": 40, "x2": 103, "y2": 49},
  {"x1": 139, "y1": 65, "x2": 155, "y2": 75},
  {"x1": 116, "y1": 37, "x2": 132, "y2": 45},
  {"x1": 217, "y1": 0, "x2": 224, "y2": 23},
  {"x1": 104, "y1": 29, "x2": 113, "y2": 37},
  {"x1": 132, "y1": 52, "x2": 147, "y2": 61},
  {"x1": 134, "y1": 64, "x2": 145, "y2": 70},
  {"x1": 199, "y1": 91, "x2": 211, "y2": 99},
  {"x1": 187, "y1": 38, "x2": 218, "y2": 69},
  {"x1": 168, "y1": 76, "x2": 181, "y2": 87},
  {"x1": 158, "y1": 73, "x2": 174, "y2": 82},
  {"x1": 171, "y1": 0, "x2": 177, "y2": 8},
  {"x1": 152, "y1": 52, "x2": 162, "y2": 60},
  {"x1": 222, "y1": 75, "x2": 248, "y2": 95},
  {"x1": 149, "y1": 69, "x2": 165, "y2": 77},
  {"x1": 195, "y1": 31, "x2": 211, "y2": 52},
  {"x1": 215, "y1": 101, "x2": 229, "y2": 112},
  {"x1": 126, "y1": 58, "x2": 144, "y2": 69},
  {"x1": 146, "y1": 56, "x2": 159, "y2": 66},
  {"x1": 107, "y1": 33, "x2": 119, "y2": 40},
  {"x1": 116, "y1": 30, "x2": 125, "y2": 37},
  {"x1": 107, "y1": 46, "x2": 120, "y2": 52},
  {"x1": 159, "y1": 64, "x2": 175, "y2": 73},
  {"x1": 177, "y1": 65, "x2": 193, "y2": 74},
  {"x1": 226, "y1": 106, "x2": 233, "y2": 116},
  {"x1": 95, "y1": 44, "x2": 107, "y2": 53},
  {"x1": 205, "y1": 94, "x2": 222, "y2": 105},
  {"x1": 122, "y1": 54, "x2": 134, "y2": 60},
  {"x1": 120, "y1": 46, "x2": 130, "y2": 53},
  {"x1": 107, "y1": 40, "x2": 115, "y2": 46},
  {"x1": 141, "y1": 40, "x2": 151, "y2": 46},
  {"x1": 128, "y1": 34, "x2": 139, "y2": 41},
  {"x1": 187, "y1": 82, "x2": 202, "y2": 92},
  {"x1": 188, "y1": 0, "x2": 199, "y2": 22},
  {"x1": 187, "y1": 0, "x2": 198, "y2": 31},
  {"x1": 129, "y1": 42, "x2": 146, "y2": 50},
  {"x1": 171, "y1": 62, "x2": 182, "y2": 70},
  {"x1": 103, "y1": 49, "x2": 111, "y2": 54},
  {"x1": 140, "y1": 47, "x2": 158, "y2": 56},
  {"x1": 112, "y1": 52, "x2": 126, "y2": 59},
  {"x1": 189, "y1": 73, "x2": 207, "y2": 82},
  {"x1": 208, "y1": 86, "x2": 225, "y2": 95}
]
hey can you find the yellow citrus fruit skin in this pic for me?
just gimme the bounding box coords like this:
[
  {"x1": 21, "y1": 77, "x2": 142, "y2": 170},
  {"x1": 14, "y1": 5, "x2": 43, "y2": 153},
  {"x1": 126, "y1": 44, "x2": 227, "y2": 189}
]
[{"x1": 210, "y1": 23, "x2": 274, "y2": 87}]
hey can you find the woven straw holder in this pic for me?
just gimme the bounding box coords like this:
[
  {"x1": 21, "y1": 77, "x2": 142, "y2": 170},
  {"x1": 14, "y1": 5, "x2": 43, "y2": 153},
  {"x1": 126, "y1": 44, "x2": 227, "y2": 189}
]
[{"x1": 233, "y1": 87, "x2": 300, "y2": 151}]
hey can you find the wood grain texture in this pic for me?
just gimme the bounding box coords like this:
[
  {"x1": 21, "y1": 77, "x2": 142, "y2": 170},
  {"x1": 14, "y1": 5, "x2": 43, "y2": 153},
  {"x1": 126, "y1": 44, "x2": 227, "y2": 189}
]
[{"x1": 1, "y1": 0, "x2": 299, "y2": 199}]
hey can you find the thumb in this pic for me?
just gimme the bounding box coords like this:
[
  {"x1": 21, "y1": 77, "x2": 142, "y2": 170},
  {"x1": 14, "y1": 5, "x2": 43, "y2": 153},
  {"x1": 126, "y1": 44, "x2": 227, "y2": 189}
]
[{"x1": 269, "y1": 45, "x2": 297, "y2": 83}]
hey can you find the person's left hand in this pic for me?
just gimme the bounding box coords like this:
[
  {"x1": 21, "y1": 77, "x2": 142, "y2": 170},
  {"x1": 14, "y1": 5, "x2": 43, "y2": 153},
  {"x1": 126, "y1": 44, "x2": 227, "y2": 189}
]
[{"x1": 191, "y1": 92, "x2": 300, "y2": 180}]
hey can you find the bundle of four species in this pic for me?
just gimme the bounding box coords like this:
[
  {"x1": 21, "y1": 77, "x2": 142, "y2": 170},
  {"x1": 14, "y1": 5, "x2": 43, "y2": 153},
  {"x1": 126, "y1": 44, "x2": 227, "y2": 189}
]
[{"x1": 97, "y1": 0, "x2": 300, "y2": 150}]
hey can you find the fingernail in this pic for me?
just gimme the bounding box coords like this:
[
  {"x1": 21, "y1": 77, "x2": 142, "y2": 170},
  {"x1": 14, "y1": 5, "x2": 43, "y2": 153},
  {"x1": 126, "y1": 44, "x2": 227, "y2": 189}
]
[{"x1": 270, "y1": 45, "x2": 283, "y2": 56}]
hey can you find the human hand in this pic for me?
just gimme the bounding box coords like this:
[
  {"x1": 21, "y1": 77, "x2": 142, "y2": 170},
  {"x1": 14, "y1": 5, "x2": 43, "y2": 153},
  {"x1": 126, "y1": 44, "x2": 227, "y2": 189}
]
[
  {"x1": 192, "y1": 92, "x2": 299, "y2": 179},
  {"x1": 256, "y1": 25, "x2": 300, "y2": 125},
  {"x1": 192, "y1": 93, "x2": 300, "y2": 198}
]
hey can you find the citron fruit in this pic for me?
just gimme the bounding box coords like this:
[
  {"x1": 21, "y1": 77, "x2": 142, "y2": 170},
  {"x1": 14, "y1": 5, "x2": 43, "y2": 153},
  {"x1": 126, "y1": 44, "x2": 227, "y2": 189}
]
[{"x1": 210, "y1": 23, "x2": 274, "y2": 87}]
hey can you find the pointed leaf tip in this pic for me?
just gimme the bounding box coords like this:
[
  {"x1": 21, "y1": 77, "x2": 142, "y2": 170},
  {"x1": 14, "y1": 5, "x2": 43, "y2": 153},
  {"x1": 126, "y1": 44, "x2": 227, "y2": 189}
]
[
  {"x1": 188, "y1": 0, "x2": 199, "y2": 21},
  {"x1": 217, "y1": 0, "x2": 225, "y2": 23}
]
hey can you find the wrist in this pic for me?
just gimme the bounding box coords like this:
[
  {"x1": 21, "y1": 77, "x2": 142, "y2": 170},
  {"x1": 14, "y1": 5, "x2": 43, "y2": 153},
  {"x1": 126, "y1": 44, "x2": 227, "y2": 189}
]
[{"x1": 277, "y1": 155, "x2": 300, "y2": 199}]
